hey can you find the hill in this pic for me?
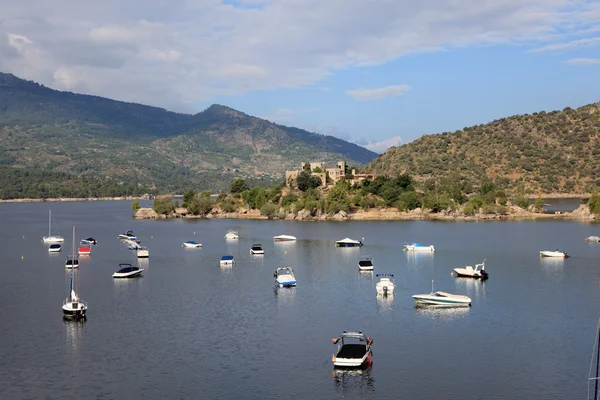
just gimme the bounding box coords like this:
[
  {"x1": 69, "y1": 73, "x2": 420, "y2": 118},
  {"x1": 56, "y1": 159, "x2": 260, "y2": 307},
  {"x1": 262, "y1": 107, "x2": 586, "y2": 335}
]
[
  {"x1": 364, "y1": 102, "x2": 600, "y2": 195},
  {"x1": 0, "y1": 72, "x2": 376, "y2": 194}
]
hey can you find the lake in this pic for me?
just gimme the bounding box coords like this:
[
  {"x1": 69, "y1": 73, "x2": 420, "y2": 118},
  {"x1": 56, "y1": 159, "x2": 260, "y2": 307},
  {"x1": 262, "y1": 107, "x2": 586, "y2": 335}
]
[{"x1": 1, "y1": 200, "x2": 600, "y2": 399}]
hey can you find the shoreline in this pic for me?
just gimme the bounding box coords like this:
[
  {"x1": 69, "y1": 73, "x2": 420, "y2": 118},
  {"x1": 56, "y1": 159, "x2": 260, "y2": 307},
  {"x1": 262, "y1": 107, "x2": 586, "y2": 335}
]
[{"x1": 0, "y1": 196, "x2": 146, "y2": 203}]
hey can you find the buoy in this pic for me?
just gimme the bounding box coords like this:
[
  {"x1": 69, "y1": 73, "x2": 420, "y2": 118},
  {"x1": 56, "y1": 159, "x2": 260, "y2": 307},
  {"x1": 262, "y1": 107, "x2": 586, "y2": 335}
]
[
  {"x1": 284, "y1": 251, "x2": 287, "y2": 255},
  {"x1": 21, "y1": 255, "x2": 24, "y2": 259}
]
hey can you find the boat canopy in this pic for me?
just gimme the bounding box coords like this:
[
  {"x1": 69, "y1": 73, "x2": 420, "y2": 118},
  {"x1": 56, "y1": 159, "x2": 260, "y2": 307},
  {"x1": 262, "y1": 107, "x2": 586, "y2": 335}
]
[
  {"x1": 221, "y1": 255, "x2": 234, "y2": 261},
  {"x1": 376, "y1": 273, "x2": 394, "y2": 277}
]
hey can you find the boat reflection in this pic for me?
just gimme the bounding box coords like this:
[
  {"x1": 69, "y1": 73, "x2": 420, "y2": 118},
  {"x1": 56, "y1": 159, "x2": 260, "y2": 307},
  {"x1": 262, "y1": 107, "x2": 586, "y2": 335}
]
[
  {"x1": 376, "y1": 294, "x2": 394, "y2": 314},
  {"x1": 273, "y1": 286, "x2": 296, "y2": 305},
  {"x1": 540, "y1": 257, "x2": 565, "y2": 281},
  {"x1": 332, "y1": 366, "x2": 375, "y2": 395},
  {"x1": 414, "y1": 304, "x2": 470, "y2": 320},
  {"x1": 406, "y1": 251, "x2": 434, "y2": 269},
  {"x1": 358, "y1": 270, "x2": 373, "y2": 280},
  {"x1": 64, "y1": 319, "x2": 85, "y2": 361},
  {"x1": 137, "y1": 257, "x2": 149, "y2": 269},
  {"x1": 453, "y1": 277, "x2": 487, "y2": 300}
]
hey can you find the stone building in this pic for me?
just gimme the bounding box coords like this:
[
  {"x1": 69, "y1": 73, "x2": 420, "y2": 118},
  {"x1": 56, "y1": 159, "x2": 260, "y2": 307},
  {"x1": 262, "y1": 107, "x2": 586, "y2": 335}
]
[{"x1": 285, "y1": 161, "x2": 376, "y2": 188}]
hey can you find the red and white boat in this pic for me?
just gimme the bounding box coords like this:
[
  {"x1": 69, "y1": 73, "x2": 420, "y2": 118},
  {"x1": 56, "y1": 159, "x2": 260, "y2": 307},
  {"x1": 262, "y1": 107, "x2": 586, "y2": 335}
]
[{"x1": 78, "y1": 243, "x2": 91, "y2": 256}]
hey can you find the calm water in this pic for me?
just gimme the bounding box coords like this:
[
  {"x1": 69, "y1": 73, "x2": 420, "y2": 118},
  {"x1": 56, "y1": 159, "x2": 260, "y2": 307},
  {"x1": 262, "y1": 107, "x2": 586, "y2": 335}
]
[{"x1": 1, "y1": 201, "x2": 600, "y2": 399}]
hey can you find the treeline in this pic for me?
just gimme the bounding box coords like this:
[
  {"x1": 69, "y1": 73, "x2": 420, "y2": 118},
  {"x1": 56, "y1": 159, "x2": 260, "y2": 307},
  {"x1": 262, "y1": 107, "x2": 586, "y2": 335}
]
[
  {"x1": 0, "y1": 166, "x2": 147, "y2": 199},
  {"x1": 150, "y1": 173, "x2": 587, "y2": 217}
]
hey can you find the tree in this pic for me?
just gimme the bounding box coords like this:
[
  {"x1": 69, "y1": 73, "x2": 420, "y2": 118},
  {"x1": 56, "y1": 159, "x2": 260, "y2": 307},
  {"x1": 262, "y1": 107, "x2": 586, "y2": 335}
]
[
  {"x1": 153, "y1": 196, "x2": 175, "y2": 215},
  {"x1": 131, "y1": 200, "x2": 140, "y2": 212},
  {"x1": 230, "y1": 178, "x2": 249, "y2": 194},
  {"x1": 302, "y1": 162, "x2": 311, "y2": 172},
  {"x1": 183, "y1": 189, "x2": 196, "y2": 206},
  {"x1": 534, "y1": 196, "x2": 544, "y2": 212},
  {"x1": 296, "y1": 171, "x2": 321, "y2": 191}
]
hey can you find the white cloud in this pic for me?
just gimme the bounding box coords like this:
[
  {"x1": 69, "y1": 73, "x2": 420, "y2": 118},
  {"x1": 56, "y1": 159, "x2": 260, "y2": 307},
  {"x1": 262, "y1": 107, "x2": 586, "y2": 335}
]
[
  {"x1": 0, "y1": 0, "x2": 596, "y2": 111},
  {"x1": 529, "y1": 37, "x2": 600, "y2": 52},
  {"x1": 363, "y1": 136, "x2": 404, "y2": 153},
  {"x1": 567, "y1": 57, "x2": 600, "y2": 65},
  {"x1": 346, "y1": 85, "x2": 411, "y2": 101}
]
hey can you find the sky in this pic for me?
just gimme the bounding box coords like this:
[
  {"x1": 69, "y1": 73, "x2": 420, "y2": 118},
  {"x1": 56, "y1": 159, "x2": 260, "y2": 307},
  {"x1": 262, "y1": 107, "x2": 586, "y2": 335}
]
[{"x1": 1, "y1": 1, "x2": 599, "y2": 153}]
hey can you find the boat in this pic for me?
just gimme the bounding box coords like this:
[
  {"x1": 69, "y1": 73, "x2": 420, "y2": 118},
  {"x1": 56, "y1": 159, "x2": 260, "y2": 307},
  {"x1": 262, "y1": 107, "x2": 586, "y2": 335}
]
[
  {"x1": 375, "y1": 274, "x2": 395, "y2": 296},
  {"x1": 182, "y1": 240, "x2": 202, "y2": 248},
  {"x1": 220, "y1": 255, "x2": 234, "y2": 266},
  {"x1": 335, "y1": 238, "x2": 363, "y2": 247},
  {"x1": 250, "y1": 243, "x2": 264, "y2": 255},
  {"x1": 126, "y1": 239, "x2": 139, "y2": 250},
  {"x1": 413, "y1": 281, "x2": 471, "y2": 306},
  {"x1": 274, "y1": 267, "x2": 297, "y2": 287},
  {"x1": 403, "y1": 243, "x2": 435, "y2": 252},
  {"x1": 42, "y1": 210, "x2": 64, "y2": 243},
  {"x1": 118, "y1": 230, "x2": 137, "y2": 241},
  {"x1": 273, "y1": 234, "x2": 297, "y2": 242},
  {"x1": 539, "y1": 250, "x2": 569, "y2": 258},
  {"x1": 453, "y1": 259, "x2": 488, "y2": 279},
  {"x1": 80, "y1": 237, "x2": 97, "y2": 245},
  {"x1": 62, "y1": 226, "x2": 87, "y2": 320},
  {"x1": 358, "y1": 256, "x2": 374, "y2": 271},
  {"x1": 78, "y1": 242, "x2": 91, "y2": 256},
  {"x1": 48, "y1": 243, "x2": 62, "y2": 253},
  {"x1": 112, "y1": 263, "x2": 143, "y2": 278},
  {"x1": 137, "y1": 246, "x2": 149, "y2": 258},
  {"x1": 65, "y1": 255, "x2": 79, "y2": 269},
  {"x1": 225, "y1": 231, "x2": 239, "y2": 240},
  {"x1": 585, "y1": 236, "x2": 600, "y2": 242},
  {"x1": 331, "y1": 331, "x2": 373, "y2": 368}
]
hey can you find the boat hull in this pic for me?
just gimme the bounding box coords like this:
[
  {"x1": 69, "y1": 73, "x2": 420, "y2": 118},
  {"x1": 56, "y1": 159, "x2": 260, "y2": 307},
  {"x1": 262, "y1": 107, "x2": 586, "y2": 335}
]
[
  {"x1": 412, "y1": 294, "x2": 471, "y2": 306},
  {"x1": 62, "y1": 301, "x2": 87, "y2": 320},
  {"x1": 43, "y1": 236, "x2": 64, "y2": 243},
  {"x1": 540, "y1": 251, "x2": 568, "y2": 258},
  {"x1": 113, "y1": 270, "x2": 143, "y2": 278},
  {"x1": 404, "y1": 244, "x2": 434, "y2": 252}
]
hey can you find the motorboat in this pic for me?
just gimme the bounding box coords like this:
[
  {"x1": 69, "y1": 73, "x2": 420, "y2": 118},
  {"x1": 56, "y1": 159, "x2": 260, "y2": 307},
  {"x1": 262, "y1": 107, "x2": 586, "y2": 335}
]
[
  {"x1": 585, "y1": 236, "x2": 600, "y2": 242},
  {"x1": 48, "y1": 243, "x2": 62, "y2": 253},
  {"x1": 453, "y1": 259, "x2": 488, "y2": 279},
  {"x1": 78, "y1": 242, "x2": 91, "y2": 256},
  {"x1": 112, "y1": 263, "x2": 143, "y2": 278},
  {"x1": 80, "y1": 237, "x2": 97, "y2": 245},
  {"x1": 220, "y1": 255, "x2": 234, "y2": 266},
  {"x1": 118, "y1": 230, "x2": 137, "y2": 241},
  {"x1": 137, "y1": 246, "x2": 149, "y2": 258},
  {"x1": 375, "y1": 274, "x2": 395, "y2": 296},
  {"x1": 126, "y1": 239, "x2": 139, "y2": 250},
  {"x1": 250, "y1": 243, "x2": 264, "y2": 255},
  {"x1": 225, "y1": 231, "x2": 239, "y2": 240},
  {"x1": 335, "y1": 238, "x2": 363, "y2": 247},
  {"x1": 65, "y1": 255, "x2": 79, "y2": 269},
  {"x1": 539, "y1": 250, "x2": 569, "y2": 258},
  {"x1": 412, "y1": 281, "x2": 471, "y2": 306},
  {"x1": 42, "y1": 210, "x2": 64, "y2": 243},
  {"x1": 358, "y1": 256, "x2": 374, "y2": 271},
  {"x1": 182, "y1": 240, "x2": 202, "y2": 248},
  {"x1": 331, "y1": 331, "x2": 373, "y2": 368},
  {"x1": 274, "y1": 267, "x2": 297, "y2": 287},
  {"x1": 404, "y1": 243, "x2": 435, "y2": 252},
  {"x1": 273, "y1": 234, "x2": 297, "y2": 242},
  {"x1": 62, "y1": 226, "x2": 87, "y2": 320}
]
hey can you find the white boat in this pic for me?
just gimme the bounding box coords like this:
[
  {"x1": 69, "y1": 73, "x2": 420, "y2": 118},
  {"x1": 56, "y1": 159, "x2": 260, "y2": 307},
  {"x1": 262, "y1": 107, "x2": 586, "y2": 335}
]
[
  {"x1": 137, "y1": 246, "x2": 149, "y2": 258},
  {"x1": 331, "y1": 331, "x2": 373, "y2": 368},
  {"x1": 273, "y1": 234, "x2": 297, "y2": 242},
  {"x1": 118, "y1": 230, "x2": 137, "y2": 241},
  {"x1": 62, "y1": 226, "x2": 87, "y2": 320},
  {"x1": 80, "y1": 237, "x2": 97, "y2": 245},
  {"x1": 375, "y1": 274, "x2": 395, "y2": 296},
  {"x1": 250, "y1": 243, "x2": 264, "y2": 255},
  {"x1": 585, "y1": 236, "x2": 600, "y2": 242},
  {"x1": 112, "y1": 263, "x2": 143, "y2": 278},
  {"x1": 126, "y1": 239, "x2": 139, "y2": 250},
  {"x1": 182, "y1": 240, "x2": 202, "y2": 248},
  {"x1": 48, "y1": 243, "x2": 62, "y2": 253},
  {"x1": 220, "y1": 255, "x2": 234, "y2": 266},
  {"x1": 335, "y1": 238, "x2": 363, "y2": 247},
  {"x1": 42, "y1": 210, "x2": 64, "y2": 243},
  {"x1": 225, "y1": 231, "x2": 239, "y2": 240},
  {"x1": 539, "y1": 250, "x2": 569, "y2": 258},
  {"x1": 403, "y1": 243, "x2": 434, "y2": 252},
  {"x1": 413, "y1": 281, "x2": 471, "y2": 306},
  {"x1": 358, "y1": 256, "x2": 374, "y2": 271},
  {"x1": 453, "y1": 259, "x2": 488, "y2": 279},
  {"x1": 274, "y1": 267, "x2": 297, "y2": 287}
]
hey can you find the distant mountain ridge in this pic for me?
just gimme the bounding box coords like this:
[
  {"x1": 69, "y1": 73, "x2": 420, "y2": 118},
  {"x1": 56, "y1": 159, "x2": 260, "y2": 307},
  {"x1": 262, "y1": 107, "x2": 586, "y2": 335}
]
[
  {"x1": 0, "y1": 72, "x2": 376, "y2": 192},
  {"x1": 364, "y1": 101, "x2": 600, "y2": 194}
]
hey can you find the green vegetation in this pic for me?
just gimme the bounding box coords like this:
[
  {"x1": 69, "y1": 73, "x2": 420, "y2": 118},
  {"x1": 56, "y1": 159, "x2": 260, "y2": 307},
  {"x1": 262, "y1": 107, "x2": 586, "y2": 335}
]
[{"x1": 131, "y1": 200, "x2": 140, "y2": 212}]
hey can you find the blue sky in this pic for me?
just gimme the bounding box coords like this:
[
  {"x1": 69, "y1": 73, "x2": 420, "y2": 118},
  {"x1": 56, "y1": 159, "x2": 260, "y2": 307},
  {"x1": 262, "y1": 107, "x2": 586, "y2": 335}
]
[{"x1": 1, "y1": 0, "x2": 599, "y2": 152}]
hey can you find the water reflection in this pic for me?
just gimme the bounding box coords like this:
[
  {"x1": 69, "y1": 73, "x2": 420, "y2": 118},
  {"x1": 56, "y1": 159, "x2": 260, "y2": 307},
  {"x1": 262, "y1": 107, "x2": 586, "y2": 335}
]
[
  {"x1": 274, "y1": 286, "x2": 296, "y2": 306},
  {"x1": 333, "y1": 367, "x2": 375, "y2": 396},
  {"x1": 137, "y1": 258, "x2": 150, "y2": 270},
  {"x1": 414, "y1": 304, "x2": 470, "y2": 320},
  {"x1": 376, "y1": 294, "x2": 394, "y2": 314},
  {"x1": 540, "y1": 257, "x2": 565, "y2": 281},
  {"x1": 406, "y1": 251, "x2": 434, "y2": 269},
  {"x1": 64, "y1": 319, "x2": 85, "y2": 368},
  {"x1": 358, "y1": 271, "x2": 374, "y2": 281},
  {"x1": 453, "y1": 277, "x2": 487, "y2": 300}
]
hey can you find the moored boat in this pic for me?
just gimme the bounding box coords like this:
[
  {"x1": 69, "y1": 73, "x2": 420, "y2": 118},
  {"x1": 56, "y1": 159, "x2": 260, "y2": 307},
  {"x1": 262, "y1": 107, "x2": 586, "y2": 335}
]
[
  {"x1": 274, "y1": 267, "x2": 297, "y2": 287},
  {"x1": 62, "y1": 226, "x2": 87, "y2": 320},
  {"x1": 585, "y1": 236, "x2": 600, "y2": 242},
  {"x1": 80, "y1": 237, "x2": 97, "y2": 245},
  {"x1": 118, "y1": 230, "x2": 137, "y2": 241},
  {"x1": 375, "y1": 274, "x2": 395, "y2": 296},
  {"x1": 358, "y1": 256, "x2": 374, "y2": 271},
  {"x1": 182, "y1": 240, "x2": 202, "y2": 248},
  {"x1": 335, "y1": 238, "x2": 363, "y2": 247},
  {"x1": 137, "y1": 246, "x2": 149, "y2": 258},
  {"x1": 48, "y1": 243, "x2": 62, "y2": 253},
  {"x1": 413, "y1": 280, "x2": 471, "y2": 306},
  {"x1": 331, "y1": 331, "x2": 373, "y2": 368},
  {"x1": 112, "y1": 263, "x2": 143, "y2": 278},
  {"x1": 78, "y1": 242, "x2": 91, "y2": 256},
  {"x1": 225, "y1": 231, "x2": 239, "y2": 240},
  {"x1": 404, "y1": 243, "x2": 435, "y2": 252},
  {"x1": 453, "y1": 259, "x2": 488, "y2": 279},
  {"x1": 220, "y1": 255, "x2": 234, "y2": 266},
  {"x1": 250, "y1": 243, "x2": 264, "y2": 255},
  {"x1": 273, "y1": 234, "x2": 297, "y2": 242},
  {"x1": 42, "y1": 210, "x2": 64, "y2": 243},
  {"x1": 65, "y1": 255, "x2": 79, "y2": 269},
  {"x1": 539, "y1": 250, "x2": 569, "y2": 258}
]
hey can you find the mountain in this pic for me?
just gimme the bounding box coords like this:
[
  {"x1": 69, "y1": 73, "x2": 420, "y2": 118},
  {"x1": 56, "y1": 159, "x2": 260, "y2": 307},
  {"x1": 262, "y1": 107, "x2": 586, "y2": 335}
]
[
  {"x1": 0, "y1": 72, "x2": 376, "y2": 193},
  {"x1": 364, "y1": 102, "x2": 600, "y2": 194}
]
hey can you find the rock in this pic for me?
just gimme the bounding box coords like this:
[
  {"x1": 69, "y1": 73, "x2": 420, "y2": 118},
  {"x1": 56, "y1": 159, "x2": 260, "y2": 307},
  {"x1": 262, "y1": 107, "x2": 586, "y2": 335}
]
[
  {"x1": 285, "y1": 213, "x2": 296, "y2": 220},
  {"x1": 332, "y1": 213, "x2": 346, "y2": 220},
  {"x1": 175, "y1": 207, "x2": 188, "y2": 216},
  {"x1": 206, "y1": 213, "x2": 213, "y2": 219},
  {"x1": 339, "y1": 210, "x2": 347, "y2": 217},
  {"x1": 135, "y1": 207, "x2": 158, "y2": 219}
]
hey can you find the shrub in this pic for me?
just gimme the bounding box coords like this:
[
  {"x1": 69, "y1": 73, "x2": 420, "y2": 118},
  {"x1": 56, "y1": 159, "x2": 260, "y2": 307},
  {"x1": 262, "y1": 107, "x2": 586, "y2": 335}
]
[
  {"x1": 153, "y1": 196, "x2": 175, "y2": 215},
  {"x1": 281, "y1": 193, "x2": 299, "y2": 208},
  {"x1": 588, "y1": 193, "x2": 600, "y2": 214},
  {"x1": 131, "y1": 200, "x2": 140, "y2": 212},
  {"x1": 463, "y1": 203, "x2": 475, "y2": 215},
  {"x1": 260, "y1": 203, "x2": 277, "y2": 218},
  {"x1": 534, "y1": 196, "x2": 544, "y2": 212}
]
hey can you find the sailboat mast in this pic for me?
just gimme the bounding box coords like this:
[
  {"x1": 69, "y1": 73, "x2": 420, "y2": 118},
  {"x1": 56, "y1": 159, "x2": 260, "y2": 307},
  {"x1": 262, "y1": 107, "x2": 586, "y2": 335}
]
[{"x1": 48, "y1": 210, "x2": 51, "y2": 237}]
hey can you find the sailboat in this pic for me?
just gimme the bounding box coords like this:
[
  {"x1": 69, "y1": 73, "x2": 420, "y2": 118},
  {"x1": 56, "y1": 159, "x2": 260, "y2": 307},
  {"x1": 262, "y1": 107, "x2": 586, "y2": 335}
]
[
  {"x1": 62, "y1": 226, "x2": 87, "y2": 320},
  {"x1": 42, "y1": 210, "x2": 64, "y2": 243}
]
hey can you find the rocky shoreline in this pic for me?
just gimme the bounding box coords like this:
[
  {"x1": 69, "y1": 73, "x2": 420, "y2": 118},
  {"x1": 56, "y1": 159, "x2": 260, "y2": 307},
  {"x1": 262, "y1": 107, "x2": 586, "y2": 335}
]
[{"x1": 134, "y1": 204, "x2": 596, "y2": 222}]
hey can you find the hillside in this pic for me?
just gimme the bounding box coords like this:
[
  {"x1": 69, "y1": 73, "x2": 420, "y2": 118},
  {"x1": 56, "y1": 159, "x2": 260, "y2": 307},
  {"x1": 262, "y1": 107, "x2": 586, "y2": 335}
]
[
  {"x1": 364, "y1": 102, "x2": 600, "y2": 194},
  {"x1": 0, "y1": 73, "x2": 376, "y2": 194}
]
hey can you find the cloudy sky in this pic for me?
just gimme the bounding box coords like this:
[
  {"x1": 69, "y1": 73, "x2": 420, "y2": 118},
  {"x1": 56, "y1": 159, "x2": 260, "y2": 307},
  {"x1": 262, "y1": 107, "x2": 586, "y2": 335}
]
[{"x1": 1, "y1": 0, "x2": 599, "y2": 152}]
